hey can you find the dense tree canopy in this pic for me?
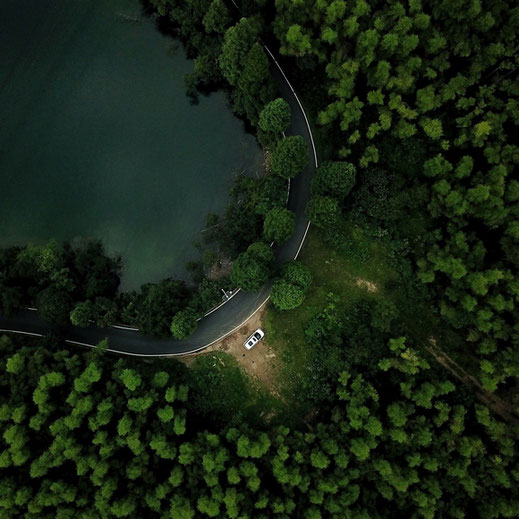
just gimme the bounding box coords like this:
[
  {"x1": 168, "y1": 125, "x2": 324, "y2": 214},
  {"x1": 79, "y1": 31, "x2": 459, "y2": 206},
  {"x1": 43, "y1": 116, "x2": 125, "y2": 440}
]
[
  {"x1": 1, "y1": 334, "x2": 517, "y2": 518},
  {"x1": 0, "y1": 241, "x2": 121, "y2": 325},
  {"x1": 271, "y1": 0, "x2": 519, "y2": 391},
  {"x1": 2, "y1": 3, "x2": 519, "y2": 516},
  {"x1": 136, "y1": 280, "x2": 191, "y2": 337}
]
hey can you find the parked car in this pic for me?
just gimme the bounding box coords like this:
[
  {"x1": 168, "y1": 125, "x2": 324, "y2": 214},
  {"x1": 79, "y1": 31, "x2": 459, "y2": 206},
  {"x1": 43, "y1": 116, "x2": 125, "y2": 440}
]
[{"x1": 244, "y1": 329, "x2": 264, "y2": 350}]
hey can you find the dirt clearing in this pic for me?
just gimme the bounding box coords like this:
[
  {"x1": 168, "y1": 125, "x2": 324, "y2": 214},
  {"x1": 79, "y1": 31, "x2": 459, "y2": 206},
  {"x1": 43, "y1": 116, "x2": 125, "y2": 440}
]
[
  {"x1": 356, "y1": 278, "x2": 378, "y2": 292},
  {"x1": 180, "y1": 306, "x2": 281, "y2": 395}
]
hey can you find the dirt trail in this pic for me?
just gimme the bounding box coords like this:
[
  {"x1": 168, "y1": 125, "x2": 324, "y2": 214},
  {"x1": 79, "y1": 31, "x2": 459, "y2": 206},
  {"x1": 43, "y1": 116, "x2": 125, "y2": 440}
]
[{"x1": 427, "y1": 338, "x2": 519, "y2": 426}]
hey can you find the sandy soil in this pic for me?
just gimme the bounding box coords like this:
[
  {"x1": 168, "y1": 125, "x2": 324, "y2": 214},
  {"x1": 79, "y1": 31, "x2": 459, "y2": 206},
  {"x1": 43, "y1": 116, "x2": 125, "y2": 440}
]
[
  {"x1": 180, "y1": 307, "x2": 281, "y2": 395},
  {"x1": 356, "y1": 278, "x2": 378, "y2": 292},
  {"x1": 427, "y1": 337, "x2": 519, "y2": 426}
]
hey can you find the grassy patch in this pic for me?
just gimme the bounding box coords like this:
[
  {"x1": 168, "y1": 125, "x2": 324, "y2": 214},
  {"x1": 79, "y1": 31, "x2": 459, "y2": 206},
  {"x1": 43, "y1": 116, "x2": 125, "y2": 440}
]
[
  {"x1": 265, "y1": 220, "x2": 398, "y2": 404},
  {"x1": 265, "y1": 217, "x2": 471, "y2": 405},
  {"x1": 187, "y1": 351, "x2": 299, "y2": 428}
]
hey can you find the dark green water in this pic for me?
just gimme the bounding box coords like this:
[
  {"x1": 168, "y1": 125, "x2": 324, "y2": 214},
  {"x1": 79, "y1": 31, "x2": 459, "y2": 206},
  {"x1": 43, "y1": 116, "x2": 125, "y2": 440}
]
[{"x1": 0, "y1": 0, "x2": 262, "y2": 290}]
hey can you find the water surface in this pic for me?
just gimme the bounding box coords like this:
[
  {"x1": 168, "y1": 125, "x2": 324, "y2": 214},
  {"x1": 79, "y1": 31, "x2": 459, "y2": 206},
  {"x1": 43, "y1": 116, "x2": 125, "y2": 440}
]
[{"x1": 0, "y1": 0, "x2": 262, "y2": 289}]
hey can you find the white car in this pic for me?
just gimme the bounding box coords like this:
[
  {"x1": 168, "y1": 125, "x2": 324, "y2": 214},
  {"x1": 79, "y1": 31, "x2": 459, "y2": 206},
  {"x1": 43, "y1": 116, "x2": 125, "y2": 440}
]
[{"x1": 244, "y1": 328, "x2": 265, "y2": 350}]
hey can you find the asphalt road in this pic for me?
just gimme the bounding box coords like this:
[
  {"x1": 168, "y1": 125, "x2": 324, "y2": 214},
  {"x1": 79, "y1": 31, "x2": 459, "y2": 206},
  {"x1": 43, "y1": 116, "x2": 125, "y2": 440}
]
[{"x1": 0, "y1": 47, "x2": 318, "y2": 356}]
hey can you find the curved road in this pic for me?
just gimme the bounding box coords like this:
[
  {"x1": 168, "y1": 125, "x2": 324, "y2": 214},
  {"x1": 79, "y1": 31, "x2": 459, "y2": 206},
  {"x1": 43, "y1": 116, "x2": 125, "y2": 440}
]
[{"x1": 0, "y1": 48, "x2": 318, "y2": 356}]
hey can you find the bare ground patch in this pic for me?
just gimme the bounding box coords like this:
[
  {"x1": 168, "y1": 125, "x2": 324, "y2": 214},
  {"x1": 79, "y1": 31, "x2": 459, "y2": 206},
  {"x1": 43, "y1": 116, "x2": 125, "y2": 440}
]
[
  {"x1": 180, "y1": 306, "x2": 281, "y2": 395},
  {"x1": 355, "y1": 278, "x2": 378, "y2": 292}
]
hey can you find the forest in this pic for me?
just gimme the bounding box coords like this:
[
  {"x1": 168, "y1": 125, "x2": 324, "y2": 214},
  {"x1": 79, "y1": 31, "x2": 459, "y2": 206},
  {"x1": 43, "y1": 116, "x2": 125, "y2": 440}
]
[
  {"x1": 1, "y1": 0, "x2": 518, "y2": 516},
  {"x1": 1, "y1": 335, "x2": 517, "y2": 517}
]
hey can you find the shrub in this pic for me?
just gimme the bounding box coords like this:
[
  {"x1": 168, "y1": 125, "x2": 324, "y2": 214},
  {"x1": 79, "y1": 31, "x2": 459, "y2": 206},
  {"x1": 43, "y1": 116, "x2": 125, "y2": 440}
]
[
  {"x1": 259, "y1": 98, "x2": 291, "y2": 134},
  {"x1": 270, "y1": 279, "x2": 305, "y2": 310},
  {"x1": 246, "y1": 242, "x2": 275, "y2": 267},
  {"x1": 70, "y1": 301, "x2": 93, "y2": 328},
  {"x1": 311, "y1": 161, "x2": 356, "y2": 200},
  {"x1": 306, "y1": 196, "x2": 340, "y2": 228},
  {"x1": 270, "y1": 261, "x2": 312, "y2": 310},
  {"x1": 263, "y1": 208, "x2": 295, "y2": 243},
  {"x1": 171, "y1": 309, "x2": 199, "y2": 339},
  {"x1": 255, "y1": 175, "x2": 287, "y2": 216},
  {"x1": 36, "y1": 287, "x2": 73, "y2": 326},
  {"x1": 270, "y1": 136, "x2": 309, "y2": 178},
  {"x1": 279, "y1": 261, "x2": 312, "y2": 290},
  {"x1": 230, "y1": 242, "x2": 273, "y2": 292}
]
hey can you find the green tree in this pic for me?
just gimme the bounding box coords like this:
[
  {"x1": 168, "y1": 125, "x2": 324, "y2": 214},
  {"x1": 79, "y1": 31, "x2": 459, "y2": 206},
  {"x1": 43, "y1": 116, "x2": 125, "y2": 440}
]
[
  {"x1": 259, "y1": 98, "x2": 291, "y2": 134},
  {"x1": 230, "y1": 242, "x2": 274, "y2": 292},
  {"x1": 311, "y1": 161, "x2": 356, "y2": 200},
  {"x1": 270, "y1": 279, "x2": 305, "y2": 310},
  {"x1": 220, "y1": 18, "x2": 261, "y2": 86},
  {"x1": 137, "y1": 280, "x2": 191, "y2": 337},
  {"x1": 70, "y1": 301, "x2": 93, "y2": 328},
  {"x1": 171, "y1": 309, "x2": 199, "y2": 339},
  {"x1": 270, "y1": 136, "x2": 309, "y2": 179},
  {"x1": 203, "y1": 0, "x2": 231, "y2": 34},
  {"x1": 279, "y1": 261, "x2": 312, "y2": 290},
  {"x1": 36, "y1": 287, "x2": 73, "y2": 326},
  {"x1": 230, "y1": 252, "x2": 270, "y2": 292},
  {"x1": 263, "y1": 208, "x2": 295, "y2": 243},
  {"x1": 306, "y1": 196, "x2": 340, "y2": 228}
]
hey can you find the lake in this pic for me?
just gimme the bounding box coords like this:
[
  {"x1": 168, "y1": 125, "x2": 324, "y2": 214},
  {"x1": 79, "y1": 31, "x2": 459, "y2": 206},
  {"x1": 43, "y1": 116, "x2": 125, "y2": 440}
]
[{"x1": 0, "y1": 0, "x2": 263, "y2": 290}]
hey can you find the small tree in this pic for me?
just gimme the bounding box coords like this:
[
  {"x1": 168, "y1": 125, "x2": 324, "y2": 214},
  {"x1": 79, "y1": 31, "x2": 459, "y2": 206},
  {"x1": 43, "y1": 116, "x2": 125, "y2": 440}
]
[
  {"x1": 271, "y1": 136, "x2": 309, "y2": 178},
  {"x1": 171, "y1": 309, "x2": 198, "y2": 339},
  {"x1": 306, "y1": 196, "x2": 340, "y2": 228},
  {"x1": 231, "y1": 252, "x2": 270, "y2": 292},
  {"x1": 93, "y1": 297, "x2": 118, "y2": 328},
  {"x1": 246, "y1": 242, "x2": 275, "y2": 267},
  {"x1": 270, "y1": 279, "x2": 305, "y2": 310},
  {"x1": 263, "y1": 208, "x2": 295, "y2": 243},
  {"x1": 311, "y1": 161, "x2": 356, "y2": 200},
  {"x1": 279, "y1": 261, "x2": 312, "y2": 290},
  {"x1": 36, "y1": 287, "x2": 73, "y2": 326},
  {"x1": 202, "y1": 0, "x2": 231, "y2": 34},
  {"x1": 70, "y1": 301, "x2": 93, "y2": 328},
  {"x1": 259, "y1": 98, "x2": 291, "y2": 134},
  {"x1": 119, "y1": 369, "x2": 142, "y2": 392},
  {"x1": 270, "y1": 260, "x2": 312, "y2": 310}
]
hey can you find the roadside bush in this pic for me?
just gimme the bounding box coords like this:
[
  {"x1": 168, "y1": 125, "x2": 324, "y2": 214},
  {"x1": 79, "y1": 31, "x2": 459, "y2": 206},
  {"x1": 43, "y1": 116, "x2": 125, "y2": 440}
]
[
  {"x1": 279, "y1": 261, "x2": 312, "y2": 290},
  {"x1": 137, "y1": 280, "x2": 191, "y2": 338},
  {"x1": 259, "y1": 98, "x2": 291, "y2": 134},
  {"x1": 230, "y1": 242, "x2": 274, "y2": 292},
  {"x1": 70, "y1": 301, "x2": 93, "y2": 328},
  {"x1": 255, "y1": 175, "x2": 287, "y2": 216},
  {"x1": 306, "y1": 196, "x2": 340, "y2": 228},
  {"x1": 171, "y1": 309, "x2": 199, "y2": 339},
  {"x1": 93, "y1": 297, "x2": 118, "y2": 328},
  {"x1": 270, "y1": 279, "x2": 305, "y2": 310},
  {"x1": 270, "y1": 260, "x2": 312, "y2": 310},
  {"x1": 36, "y1": 286, "x2": 73, "y2": 326},
  {"x1": 270, "y1": 136, "x2": 309, "y2": 179},
  {"x1": 263, "y1": 207, "x2": 295, "y2": 243},
  {"x1": 311, "y1": 161, "x2": 356, "y2": 201},
  {"x1": 246, "y1": 241, "x2": 275, "y2": 267}
]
